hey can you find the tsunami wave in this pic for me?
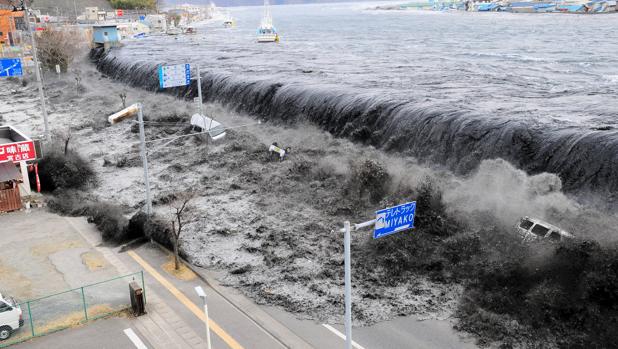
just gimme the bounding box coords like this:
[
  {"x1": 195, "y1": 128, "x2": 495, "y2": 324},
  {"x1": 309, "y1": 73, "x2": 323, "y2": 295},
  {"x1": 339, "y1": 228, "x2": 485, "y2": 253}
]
[{"x1": 91, "y1": 49, "x2": 618, "y2": 204}]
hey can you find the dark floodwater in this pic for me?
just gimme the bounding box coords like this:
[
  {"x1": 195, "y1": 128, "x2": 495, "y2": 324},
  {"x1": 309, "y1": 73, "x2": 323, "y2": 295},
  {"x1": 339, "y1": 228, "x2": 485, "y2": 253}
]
[{"x1": 98, "y1": 3, "x2": 618, "y2": 198}]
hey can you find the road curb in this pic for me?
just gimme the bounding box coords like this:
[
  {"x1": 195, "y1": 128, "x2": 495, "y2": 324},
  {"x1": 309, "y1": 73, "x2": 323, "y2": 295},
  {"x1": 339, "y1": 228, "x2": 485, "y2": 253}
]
[{"x1": 151, "y1": 241, "x2": 314, "y2": 349}]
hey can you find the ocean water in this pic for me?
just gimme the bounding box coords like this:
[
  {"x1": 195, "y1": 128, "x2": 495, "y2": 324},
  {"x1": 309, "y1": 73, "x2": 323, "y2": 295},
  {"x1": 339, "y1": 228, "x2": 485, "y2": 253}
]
[
  {"x1": 120, "y1": 3, "x2": 618, "y2": 127},
  {"x1": 98, "y1": 3, "x2": 618, "y2": 197}
]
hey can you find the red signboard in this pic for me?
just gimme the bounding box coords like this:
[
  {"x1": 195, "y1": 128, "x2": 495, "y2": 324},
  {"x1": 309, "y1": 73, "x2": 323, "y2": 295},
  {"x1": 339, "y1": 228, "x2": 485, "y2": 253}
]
[
  {"x1": 0, "y1": 141, "x2": 36, "y2": 162},
  {"x1": 117, "y1": 9, "x2": 124, "y2": 17}
]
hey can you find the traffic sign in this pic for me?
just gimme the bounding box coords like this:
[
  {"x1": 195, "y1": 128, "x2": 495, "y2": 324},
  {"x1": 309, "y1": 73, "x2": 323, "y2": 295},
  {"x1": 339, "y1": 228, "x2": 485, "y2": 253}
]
[
  {"x1": 158, "y1": 64, "x2": 191, "y2": 89},
  {"x1": 374, "y1": 201, "x2": 416, "y2": 239},
  {"x1": 0, "y1": 58, "x2": 23, "y2": 77}
]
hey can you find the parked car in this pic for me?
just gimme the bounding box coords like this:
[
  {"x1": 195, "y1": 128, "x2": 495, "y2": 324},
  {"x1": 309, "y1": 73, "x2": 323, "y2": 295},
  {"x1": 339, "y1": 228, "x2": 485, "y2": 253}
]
[
  {"x1": 0, "y1": 293, "x2": 23, "y2": 340},
  {"x1": 516, "y1": 217, "x2": 574, "y2": 243}
]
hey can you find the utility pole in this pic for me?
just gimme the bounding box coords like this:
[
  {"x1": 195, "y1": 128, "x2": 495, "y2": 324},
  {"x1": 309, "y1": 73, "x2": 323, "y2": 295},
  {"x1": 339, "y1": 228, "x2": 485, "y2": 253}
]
[
  {"x1": 73, "y1": 0, "x2": 78, "y2": 22},
  {"x1": 343, "y1": 220, "x2": 352, "y2": 349},
  {"x1": 137, "y1": 104, "x2": 153, "y2": 215},
  {"x1": 23, "y1": 0, "x2": 50, "y2": 141}
]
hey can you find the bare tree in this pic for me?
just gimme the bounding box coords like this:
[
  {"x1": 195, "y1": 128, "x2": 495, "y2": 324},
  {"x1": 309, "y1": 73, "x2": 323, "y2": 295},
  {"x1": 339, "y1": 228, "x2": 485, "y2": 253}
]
[
  {"x1": 73, "y1": 70, "x2": 82, "y2": 96},
  {"x1": 36, "y1": 28, "x2": 85, "y2": 73},
  {"x1": 63, "y1": 128, "x2": 72, "y2": 155},
  {"x1": 170, "y1": 193, "x2": 193, "y2": 270},
  {"x1": 119, "y1": 91, "x2": 127, "y2": 108}
]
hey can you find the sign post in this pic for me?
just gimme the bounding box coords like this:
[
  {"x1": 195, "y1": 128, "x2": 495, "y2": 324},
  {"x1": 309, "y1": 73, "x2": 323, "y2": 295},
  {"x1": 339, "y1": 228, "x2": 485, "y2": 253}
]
[
  {"x1": 196, "y1": 64, "x2": 203, "y2": 116},
  {"x1": 337, "y1": 201, "x2": 416, "y2": 349}
]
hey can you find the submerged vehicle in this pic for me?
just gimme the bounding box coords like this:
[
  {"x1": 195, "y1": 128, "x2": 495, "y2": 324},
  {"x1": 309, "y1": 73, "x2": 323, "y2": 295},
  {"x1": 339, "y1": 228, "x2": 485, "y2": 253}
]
[
  {"x1": 190, "y1": 114, "x2": 227, "y2": 140},
  {"x1": 516, "y1": 217, "x2": 574, "y2": 243},
  {"x1": 0, "y1": 293, "x2": 23, "y2": 340},
  {"x1": 257, "y1": 0, "x2": 279, "y2": 43}
]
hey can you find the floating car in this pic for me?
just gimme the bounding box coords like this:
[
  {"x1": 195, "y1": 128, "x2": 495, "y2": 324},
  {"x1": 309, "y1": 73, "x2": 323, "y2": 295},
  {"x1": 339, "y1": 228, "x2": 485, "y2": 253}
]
[
  {"x1": 516, "y1": 217, "x2": 574, "y2": 243},
  {"x1": 190, "y1": 114, "x2": 227, "y2": 141}
]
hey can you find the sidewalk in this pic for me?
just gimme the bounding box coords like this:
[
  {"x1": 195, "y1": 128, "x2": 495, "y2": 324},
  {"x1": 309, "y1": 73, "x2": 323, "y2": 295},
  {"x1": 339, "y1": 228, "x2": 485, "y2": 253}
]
[
  {"x1": 66, "y1": 217, "x2": 207, "y2": 349},
  {"x1": 68, "y1": 216, "x2": 295, "y2": 349}
]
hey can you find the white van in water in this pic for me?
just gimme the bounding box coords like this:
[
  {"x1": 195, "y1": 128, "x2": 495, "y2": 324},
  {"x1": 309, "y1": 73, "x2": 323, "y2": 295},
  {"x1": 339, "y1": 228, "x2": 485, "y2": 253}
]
[
  {"x1": 0, "y1": 293, "x2": 23, "y2": 340},
  {"x1": 516, "y1": 217, "x2": 574, "y2": 243},
  {"x1": 190, "y1": 114, "x2": 227, "y2": 141}
]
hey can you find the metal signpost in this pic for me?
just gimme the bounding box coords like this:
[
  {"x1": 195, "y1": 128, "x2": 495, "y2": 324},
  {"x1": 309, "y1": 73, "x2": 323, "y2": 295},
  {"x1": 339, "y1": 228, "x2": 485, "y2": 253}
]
[
  {"x1": 0, "y1": 58, "x2": 23, "y2": 77},
  {"x1": 338, "y1": 201, "x2": 417, "y2": 349}
]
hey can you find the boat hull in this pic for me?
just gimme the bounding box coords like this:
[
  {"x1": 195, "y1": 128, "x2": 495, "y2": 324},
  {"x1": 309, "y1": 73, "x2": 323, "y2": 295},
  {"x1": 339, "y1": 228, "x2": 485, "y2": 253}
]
[{"x1": 257, "y1": 34, "x2": 278, "y2": 42}]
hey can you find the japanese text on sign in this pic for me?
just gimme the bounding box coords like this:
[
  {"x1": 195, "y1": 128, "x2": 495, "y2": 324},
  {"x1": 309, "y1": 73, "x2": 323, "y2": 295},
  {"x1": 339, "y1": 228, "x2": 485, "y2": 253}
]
[
  {"x1": 158, "y1": 64, "x2": 191, "y2": 89},
  {"x1": 374, "y1": 201, "x2": 416, "y2": 239},
  {"x1": 0, "y1": 141, "x2": 37, "y2": 162}
]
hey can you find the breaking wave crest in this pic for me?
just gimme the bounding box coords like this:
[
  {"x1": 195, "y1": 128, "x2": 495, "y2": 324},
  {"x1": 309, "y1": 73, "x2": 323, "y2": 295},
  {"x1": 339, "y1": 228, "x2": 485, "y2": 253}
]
[{"x1": 92, "y1": 49, "x2": 618, "y2": 204}]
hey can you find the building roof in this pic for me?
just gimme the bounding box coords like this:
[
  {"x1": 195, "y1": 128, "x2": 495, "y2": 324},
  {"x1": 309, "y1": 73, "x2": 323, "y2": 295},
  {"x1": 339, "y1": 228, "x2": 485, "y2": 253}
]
[
  {"x1": 93, "y1": 24, "x2": 118, "y2": 28},
  {"x1": 0, "y1": 162, "x2": 21, "y2": 182},
  {"x1": 0, "y1": 125, "x2": 31, "y2": 145}
]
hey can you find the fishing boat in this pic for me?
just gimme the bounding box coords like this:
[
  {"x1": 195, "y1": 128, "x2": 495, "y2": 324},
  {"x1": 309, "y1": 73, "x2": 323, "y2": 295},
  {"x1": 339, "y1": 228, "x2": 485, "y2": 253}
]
[
  {"x1": 223, "y1": 11, "x2": 236, "y2": 28},
  {"x1": 257, "y1": 0, "x2": 279, "y2": 43}
]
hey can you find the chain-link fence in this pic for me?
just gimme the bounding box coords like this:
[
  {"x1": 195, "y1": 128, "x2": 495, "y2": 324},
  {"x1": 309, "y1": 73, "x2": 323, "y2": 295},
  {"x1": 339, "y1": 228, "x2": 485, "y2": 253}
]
[{"x1": 0, "y1": 271, "x2": 145, "y2": 347}]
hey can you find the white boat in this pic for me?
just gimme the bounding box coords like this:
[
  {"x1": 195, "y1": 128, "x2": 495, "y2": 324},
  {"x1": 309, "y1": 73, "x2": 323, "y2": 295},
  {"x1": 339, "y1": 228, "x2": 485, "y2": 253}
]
[
  {"x1": 223, "y1": 11, "x2": 236, "y2": 28},
  {"x1": 257, "y1": 0, "x2": 279, "y2": 43}
]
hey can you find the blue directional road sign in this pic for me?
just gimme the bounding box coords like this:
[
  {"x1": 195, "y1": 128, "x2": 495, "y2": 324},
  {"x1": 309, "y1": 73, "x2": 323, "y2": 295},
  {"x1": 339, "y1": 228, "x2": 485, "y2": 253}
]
[
  {"x1": 0, "y1": 58, "x2": 23, "y2": 78},
  {"x1": 158, "y1": 64, "x2": 191, "y2": 89},
  {"x1": 373, "y1": 201, "x2": 416, "y2": 239}
]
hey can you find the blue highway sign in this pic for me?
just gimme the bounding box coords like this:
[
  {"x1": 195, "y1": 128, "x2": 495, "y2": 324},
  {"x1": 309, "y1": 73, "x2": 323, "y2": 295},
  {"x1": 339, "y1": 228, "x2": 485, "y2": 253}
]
[
  {"x1": 0, "y1": 58, "x2": 23, "y2": 77},
  {"x1": 158, "y1": 64, "x2": 191, "y2": 89},
  {"x1": 374, "y1": 201, "x2": 416, "y2": 239}
]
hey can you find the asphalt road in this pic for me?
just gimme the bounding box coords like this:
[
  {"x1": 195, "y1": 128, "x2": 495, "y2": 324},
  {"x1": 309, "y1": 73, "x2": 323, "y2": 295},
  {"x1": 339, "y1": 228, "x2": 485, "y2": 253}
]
[{"x1": 12, "y1": 317, "x2": 153, "y2": 349}]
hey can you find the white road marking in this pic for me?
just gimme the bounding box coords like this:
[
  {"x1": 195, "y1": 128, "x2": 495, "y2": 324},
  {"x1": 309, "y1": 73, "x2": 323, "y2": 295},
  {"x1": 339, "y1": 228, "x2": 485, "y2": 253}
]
[
  {"x1": 322, "y1": 324, "x2": 367, "y2": 349},
  {"x1": 124, "y1": 328, "x2": 149, "y2": 349}
]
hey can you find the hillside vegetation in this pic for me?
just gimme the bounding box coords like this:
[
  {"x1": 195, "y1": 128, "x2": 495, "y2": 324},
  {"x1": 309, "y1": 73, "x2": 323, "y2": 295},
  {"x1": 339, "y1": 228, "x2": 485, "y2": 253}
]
[{"x1": 110, "y1": 0, "x2": 156, "y2": 9}]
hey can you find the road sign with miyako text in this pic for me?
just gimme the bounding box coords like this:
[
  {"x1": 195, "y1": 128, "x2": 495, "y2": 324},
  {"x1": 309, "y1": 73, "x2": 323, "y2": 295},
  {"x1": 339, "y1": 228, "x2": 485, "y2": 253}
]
[
  {"x1": 374, "y1": 201, "x2": 416, "y2": 239},
  {"x1": 158, "y1": 64, "x2": 191, "y2": 89}
]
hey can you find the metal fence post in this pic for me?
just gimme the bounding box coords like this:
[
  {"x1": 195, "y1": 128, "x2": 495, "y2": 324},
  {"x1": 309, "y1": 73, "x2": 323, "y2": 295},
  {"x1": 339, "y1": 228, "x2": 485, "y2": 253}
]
[
  {"x1": 140, "y1": 270, "x2": 147, "y2": 304},
  {"x1": 26, "y1": 301, "x2": 34, "y2": 337},
  {"x1": 81, "y1": 287, "x2": 88, "y2": 321}
]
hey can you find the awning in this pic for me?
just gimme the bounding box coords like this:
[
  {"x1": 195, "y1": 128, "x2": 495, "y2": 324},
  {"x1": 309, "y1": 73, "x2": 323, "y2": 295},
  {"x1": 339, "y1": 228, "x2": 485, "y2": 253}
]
[{"x1": 0, "y1": 161, "x2": 21, "y2": 182}]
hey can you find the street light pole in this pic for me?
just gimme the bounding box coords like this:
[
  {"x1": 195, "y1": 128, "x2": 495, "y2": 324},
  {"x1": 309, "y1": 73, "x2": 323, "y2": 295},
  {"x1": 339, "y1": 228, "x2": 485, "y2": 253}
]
[
  {"x1": 108, "y1": 103, "x2": 153, "y2": 216},
  {"x1": 343, "y1": 220, "x2": 352, "y2": 349},
  {"x1": 23, "y1": 1, "x2": 50, "y2": 140},
  {"x1": 194, "y1": 286, "x2": 212, "y2": 349}
]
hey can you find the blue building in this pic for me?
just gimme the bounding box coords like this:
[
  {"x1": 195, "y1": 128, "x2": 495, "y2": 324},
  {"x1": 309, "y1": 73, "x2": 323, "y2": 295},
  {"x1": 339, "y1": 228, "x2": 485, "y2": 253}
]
[{"x1": 92, "y1": 24, "x2": 120, "y2": 47}]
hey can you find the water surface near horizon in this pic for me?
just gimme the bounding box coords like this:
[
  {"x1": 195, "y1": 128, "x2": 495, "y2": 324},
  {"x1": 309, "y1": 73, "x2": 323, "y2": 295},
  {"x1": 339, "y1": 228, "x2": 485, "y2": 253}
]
[{"x1": 116, "y1": 3, "x2": 618, "y2": 129}]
